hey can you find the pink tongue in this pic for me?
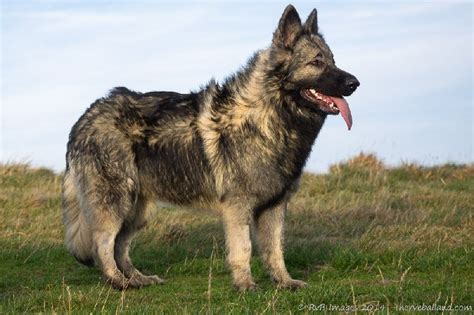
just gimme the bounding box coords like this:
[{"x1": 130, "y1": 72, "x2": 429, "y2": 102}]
[{"x1": 329, "y1": 96, "x2": 352, "y2": 130}]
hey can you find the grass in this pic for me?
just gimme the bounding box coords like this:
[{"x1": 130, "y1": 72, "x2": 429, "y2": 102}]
[{"x1": 0, "y1": 153, "x2": 473, "y2": 313}]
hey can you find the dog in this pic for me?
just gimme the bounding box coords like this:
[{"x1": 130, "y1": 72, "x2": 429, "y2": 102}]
[{"x1": 62, "y1": 4, "x2": 359, "y2": 291}]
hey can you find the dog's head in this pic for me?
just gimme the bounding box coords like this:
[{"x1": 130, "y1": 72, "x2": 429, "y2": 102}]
[{"x1": 269, "y1": 5, "x2": 359, "y2": 129}]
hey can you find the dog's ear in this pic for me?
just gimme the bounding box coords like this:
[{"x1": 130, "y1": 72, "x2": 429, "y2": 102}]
[
  {"x1": 273, "y1": 4, "x2": 302, "y2": 48},
  {"x1": 303, "y1": 8, "x2": 318, "y2": 35}
]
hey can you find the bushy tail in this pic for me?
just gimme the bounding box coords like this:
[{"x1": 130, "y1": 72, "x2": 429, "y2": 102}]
[{"x1": 62, "y1": 168, "x2": 94, "y2": 266}]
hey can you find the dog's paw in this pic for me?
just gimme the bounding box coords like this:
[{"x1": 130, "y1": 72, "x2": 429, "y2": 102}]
[
  {"x1": 143, "y1": 274, "x2": 166, "y2": 285},
  {"x1": 233, "y1": 280, "x2": 258, "y2": 292},
  {"x1": 277, "y1": 278, "x2": 308, "y2": 290},
  {"x1": 127, "y1": 273, "x2": 165, "y2": 287},
  {"x1": 106, "y1": 273, "x2": 143, "y2": 290}
]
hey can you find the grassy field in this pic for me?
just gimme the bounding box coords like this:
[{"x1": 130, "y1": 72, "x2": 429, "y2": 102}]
[{"x1": 0, "y1": 153, "x2": 473, "y2": 313}]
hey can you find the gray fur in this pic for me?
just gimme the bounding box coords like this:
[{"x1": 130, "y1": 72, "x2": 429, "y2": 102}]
[{"x1": 62, "y1": 5, "x2": 359, "y2": 291}]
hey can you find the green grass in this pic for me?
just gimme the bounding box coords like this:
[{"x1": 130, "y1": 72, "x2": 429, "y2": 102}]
[{"x1": 1, "y1": 153, "x2": 473, "y2": 313}]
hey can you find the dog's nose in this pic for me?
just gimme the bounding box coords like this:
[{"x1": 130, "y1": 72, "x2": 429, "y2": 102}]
[{"x1": 345, "y1": 77, "x2": 360, "y2": 93}]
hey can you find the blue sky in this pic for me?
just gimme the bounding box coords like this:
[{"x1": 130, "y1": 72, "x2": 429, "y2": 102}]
[{"x1": 1, "y1": 1, "x2": 473, "y2": 172}]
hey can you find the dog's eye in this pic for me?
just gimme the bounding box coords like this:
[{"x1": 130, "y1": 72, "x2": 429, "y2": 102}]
[{"x1": 310, "y1": 59, "x2": 323, "y2": 67}]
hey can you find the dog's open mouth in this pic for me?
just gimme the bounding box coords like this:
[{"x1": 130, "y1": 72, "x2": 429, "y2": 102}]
[{"x1": 301, "y1": 89, "x2": 353, "y2": 130}]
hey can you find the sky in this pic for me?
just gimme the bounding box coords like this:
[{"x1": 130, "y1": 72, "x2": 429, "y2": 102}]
[{"x1": 1, "y1": 0, "x2": 473, "y2": 173}]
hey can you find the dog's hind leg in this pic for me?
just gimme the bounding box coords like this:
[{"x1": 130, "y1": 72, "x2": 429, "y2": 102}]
[
  {"x1": 114, "y1": 197, "x2": 164, "y2": 286},
  {"x1": 85, "y1": 175, "x2": 145, "y2": 290},
  {"x1": 255, "y1": 202, "x2": 307, "y2": 290},
  {"x1": 90, "y1": 213, "x2": 131, "y2": 290}
]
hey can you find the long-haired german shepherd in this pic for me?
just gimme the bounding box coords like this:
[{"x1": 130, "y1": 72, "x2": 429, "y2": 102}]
[{"x1": 63, "y1": 5, "x2": 359, "y2": 291}]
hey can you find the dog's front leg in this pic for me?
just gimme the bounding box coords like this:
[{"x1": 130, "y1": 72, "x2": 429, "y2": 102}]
[
  {"x1": 221, "y1": 204, "x2": 256, "y2": 291},
  {"x1": 255, "y1": 202, "x2": 307, "y2": 289}
]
